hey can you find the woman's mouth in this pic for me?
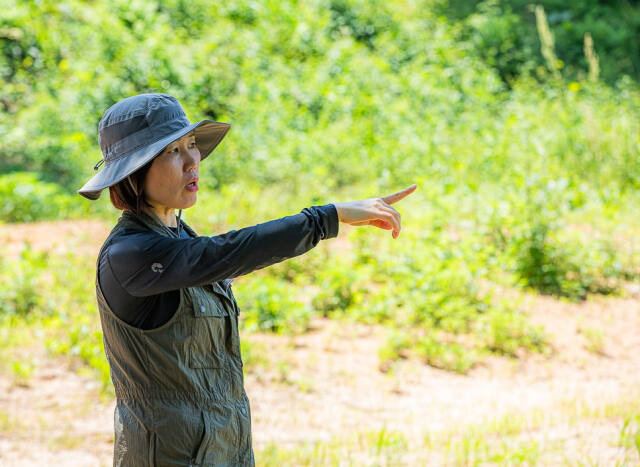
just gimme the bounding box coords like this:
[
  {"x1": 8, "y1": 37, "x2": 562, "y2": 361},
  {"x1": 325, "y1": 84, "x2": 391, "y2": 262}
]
[{"x1": 185, "y1": 180, "x2": 198, "y2": 192}]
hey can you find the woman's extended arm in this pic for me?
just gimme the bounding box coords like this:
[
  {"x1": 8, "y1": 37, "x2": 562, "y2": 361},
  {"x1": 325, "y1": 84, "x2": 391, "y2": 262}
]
[
  {"x1": 105, "y1": 204, "x2": 338, "y2": 297},
  {"x1": 104, "y1": 183, "x2": 417, "y2": 298}
]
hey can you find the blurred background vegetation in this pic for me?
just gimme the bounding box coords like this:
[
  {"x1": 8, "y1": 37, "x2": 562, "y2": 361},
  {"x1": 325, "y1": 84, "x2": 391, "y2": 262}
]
[
  {"x1": 2, "y1": 0, "x2": 639, "y2": 195},
  {"x1": 1, "y1": 0, "x2": 640, "y2": 462},
  {"x1": 2, "y1": 0, "x2": 640, "y2": 369}
]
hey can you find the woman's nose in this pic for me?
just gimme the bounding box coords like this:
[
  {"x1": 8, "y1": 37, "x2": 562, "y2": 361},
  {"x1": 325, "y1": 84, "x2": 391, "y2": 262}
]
[{"x1": 184, "y1": 147, "x2": 200, "y2": 171}]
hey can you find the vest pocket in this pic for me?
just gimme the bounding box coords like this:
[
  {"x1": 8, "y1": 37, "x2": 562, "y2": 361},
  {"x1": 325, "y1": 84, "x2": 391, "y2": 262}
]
[
  {"x1": 148, "y1": 431, "x2": 156, "y2": 467},
  {"x1": 191, "y1": 292, "x2": 228, "y2": 318},
  {"x1": 192, "y1": 412, "x2": 210, "y2": 466},
  {"x1": 192, "y1": 407, "x2": 236, "y2": 465},
  {"x1": 189, "y1": 293, "x2": 228, "y2": 369},
  {"x1": 237, "y1": 399, "x2": 252, "y2": 460}
]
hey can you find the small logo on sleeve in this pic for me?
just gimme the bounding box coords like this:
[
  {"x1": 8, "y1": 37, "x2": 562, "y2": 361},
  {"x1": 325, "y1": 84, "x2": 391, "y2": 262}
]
[{"x1": 151, "y1": 263, "x2": 164, "y2": 273}]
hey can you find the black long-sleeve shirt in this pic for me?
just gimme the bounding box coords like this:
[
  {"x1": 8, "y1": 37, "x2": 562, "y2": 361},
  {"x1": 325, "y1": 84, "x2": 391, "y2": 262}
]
[{"x1": 97, "y1": 204, "x2": 339, "y2": 330}]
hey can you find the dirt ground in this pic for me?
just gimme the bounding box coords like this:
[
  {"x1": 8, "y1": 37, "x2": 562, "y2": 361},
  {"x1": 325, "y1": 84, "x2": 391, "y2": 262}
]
[
  {"x1": 0, "y1": 219, "x2": 111, "y2": 259},
  {"x1": 0, "y1": 220, "x2": 639, "y2": 466}
]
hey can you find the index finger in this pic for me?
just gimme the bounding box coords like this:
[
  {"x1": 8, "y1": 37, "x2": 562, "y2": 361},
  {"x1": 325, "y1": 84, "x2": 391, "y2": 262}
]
[{"x1": 381, "y1": 184, "x2": 417, "y2": 205}]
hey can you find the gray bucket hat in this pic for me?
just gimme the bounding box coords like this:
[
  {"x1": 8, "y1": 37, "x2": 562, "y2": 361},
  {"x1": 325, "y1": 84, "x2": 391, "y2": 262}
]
[{"x1": 78, "y1": 93, "x2": 230, "y2": 200}]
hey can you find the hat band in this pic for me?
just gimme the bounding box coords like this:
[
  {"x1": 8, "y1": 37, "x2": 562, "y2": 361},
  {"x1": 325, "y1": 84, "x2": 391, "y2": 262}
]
[{"x1": 101, "y1": 116, "x2": 191, "y2": 166}]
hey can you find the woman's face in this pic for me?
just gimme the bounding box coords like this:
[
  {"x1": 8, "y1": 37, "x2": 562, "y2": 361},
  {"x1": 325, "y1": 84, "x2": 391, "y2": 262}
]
[{"x1": 144, "y1": 131, "x2": 200, "y2": 211}]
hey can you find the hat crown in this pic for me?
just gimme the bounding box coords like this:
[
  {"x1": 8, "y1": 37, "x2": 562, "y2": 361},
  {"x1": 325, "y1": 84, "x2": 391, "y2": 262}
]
[{"x1": 98, "y1": 94, "x2": 190, "y2": 161}]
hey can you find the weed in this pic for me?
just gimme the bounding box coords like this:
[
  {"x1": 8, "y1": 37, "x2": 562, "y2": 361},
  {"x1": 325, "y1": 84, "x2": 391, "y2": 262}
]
[
  {"x1": 580, "y1": 326, "x2": 606, "y2": 356},
  {"x1": 0, "y1": 245, "x2": 49, "y2": 316},
  {"x1": 478, "y1": 307, "x2": 549, "y2": 357},
  {"x1": 11, "y1": 360, "x2": 34, "y2": 387},
  {"x1": 618, "y1": 413, "x2": 640, "y2": 457}
]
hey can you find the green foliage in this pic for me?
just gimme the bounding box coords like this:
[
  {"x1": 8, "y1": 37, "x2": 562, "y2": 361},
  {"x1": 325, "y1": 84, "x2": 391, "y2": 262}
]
[
  {"x1": 513, "y1": 221, "x2": 580, "y2": 297},
  {"x1": 3, "y1": 0, "x2": 638, "y2": 199},
  {"x1": 41, "y1": 252, "x2": 112, "y2": 390},
  {"x1": 328, "y1": 0, "x2": 396, "y2": 49},
  {"x1": 0, "y1": 172, "x2": 70, "y2": 222},
  {"x1": 236, "y1": 275, "x2": 313, "y2": 334},
  {"x1": 580, "y1": 326, "x2": 605, "y2": 356},
  {"x1": 0, "y1": 245, "x2": 112, "y2": 391},
  {"x1": 512, "y1": 224, "x2": 625, "y2": 300},
  {"x1": 239, "y1": 338, "x2": 269, "y2": 372},
  {"x1": 0, "y1": 172, "x2": 109, "y2": 222},
  {"x1": 477, "y1": 307, "x2": 548, "y2": 357},
  {"x1": 483, "y1": 176, "x2": 639, "y2": 300},
  {"x1": 438, "y1": 0, "x2": 640, "y2": 85},
  {"x1": 259, "y1": 427, "x2": 408, "y2": 465},
  {"x1": 11, "y1": 359, "x2": 34, "y2": 387},
  {"x1": 377, "y1": 328, "x2": 411, "y2": 372},
  {"x1": 462, "y1": 1, "x2": 538, "y2": 84},
  {"x1": 46, "y1": 313, "x2": 111, "y2": 391},
  {"x1": 311, "y1": 258, "x2": 369, "y2": 318},
  {"x1": 618, "y1": 412, "x2": 640, "y2": 457},
  {"x1": 0, "y1": 246, "x2": 49, "y2": 315},
  {"x1": 415, "y1": 334, "x2": 477, "y2": 374}
]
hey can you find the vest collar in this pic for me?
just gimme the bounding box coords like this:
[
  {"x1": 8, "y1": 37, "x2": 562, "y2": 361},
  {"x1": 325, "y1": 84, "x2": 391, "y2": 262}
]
[{"x1": 121, "y1": 209, "x2": 196, "y2": 239}]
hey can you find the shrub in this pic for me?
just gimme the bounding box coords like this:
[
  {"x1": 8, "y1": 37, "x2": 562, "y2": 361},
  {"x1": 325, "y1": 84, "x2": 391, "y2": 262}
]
[
  {"x1": 235, "y1": 275, "x2": 313, "y2": 334},
  {"x1": 415, "y1": 334, "x2": 477, "y2": 374},
  {"x1": 0, "y1": 246, "x2": 49, "y2": 315},
  {"x1": 0, "y1": 172, "x2": 104, "y2": 222},
  {"x1": 477, "y1": 307, "x2": 548, "y2": 357},
  {"x1": 512, "y1": 219, "x2": 627, "y2": 300}
]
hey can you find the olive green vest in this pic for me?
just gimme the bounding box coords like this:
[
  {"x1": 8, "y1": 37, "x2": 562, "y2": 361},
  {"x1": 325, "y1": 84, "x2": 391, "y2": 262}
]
[{"x1": 96, "y1": 210, "x2": 254, "y2": 466}]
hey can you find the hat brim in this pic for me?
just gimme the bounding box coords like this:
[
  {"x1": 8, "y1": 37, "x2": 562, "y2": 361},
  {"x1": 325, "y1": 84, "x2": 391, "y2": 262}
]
[{"x1": 77, "y1": 119, "x2": 230, "y2": 200}]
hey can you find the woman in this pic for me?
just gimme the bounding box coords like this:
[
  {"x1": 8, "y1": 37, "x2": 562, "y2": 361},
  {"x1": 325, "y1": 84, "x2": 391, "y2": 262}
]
[{"x1": 78, "y1": 93, "x2": 416, "y2": 466}]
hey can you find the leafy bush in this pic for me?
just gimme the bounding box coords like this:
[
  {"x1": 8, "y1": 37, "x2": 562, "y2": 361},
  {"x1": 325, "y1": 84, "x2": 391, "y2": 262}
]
[
  {"x1": 512, "y1": 221, "x2": 584, "y2": 299},
  {"x1": 377, "y1": 329, "x2": 412, "y2": 372},
  {"x1": 477, "y1": 307, "x2": 548, "y2": 357},
  {"x1": 0, "y1": 172, "x2": 105, "y2": 222},
  {"x1": 311, "y1": 259, "x2": 370, "y2": 318},
  {"x1": 438, "y1": 0, "x2": 640, "y2": 85},
  {"x1": 0, "y1": 172, "x2": 69, "y2": 222},
  {"x1": 512, "y1": 224, "x2": 627, "y2": 300},
  {"x1": 0, "y1": 246, "x2": 49, "y2": 315},
  {"x1": 235, "y1": 275, "x2": 313, "y2": 334},
  {"x1": 318, "y1": 209, "x2": 552, "y2": 374},
  {"x1": 415, "y1": 333, "x2": 478, "y2": 374}
]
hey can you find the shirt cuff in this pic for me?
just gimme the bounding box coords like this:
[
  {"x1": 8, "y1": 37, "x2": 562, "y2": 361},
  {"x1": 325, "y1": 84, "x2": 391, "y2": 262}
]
[
  {"x1": 311, "y1": 203, "x2": 339, "y2": 240},
  {"x1": 326, "y1": 203, "x2": 339, "y2": 239}
]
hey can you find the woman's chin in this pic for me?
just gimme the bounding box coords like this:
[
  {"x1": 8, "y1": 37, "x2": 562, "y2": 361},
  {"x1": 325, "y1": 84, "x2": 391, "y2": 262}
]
[{"x1": 179, "y1": 193, "x2": 197, "y2": 210}]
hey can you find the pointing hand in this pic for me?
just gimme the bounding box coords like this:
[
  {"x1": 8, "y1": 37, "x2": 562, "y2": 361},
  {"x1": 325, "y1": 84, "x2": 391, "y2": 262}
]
[{"x1": 333, "y1": 184, "x2": 418, "y2": 239}]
